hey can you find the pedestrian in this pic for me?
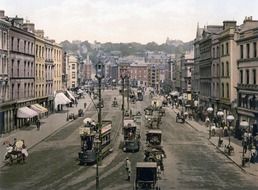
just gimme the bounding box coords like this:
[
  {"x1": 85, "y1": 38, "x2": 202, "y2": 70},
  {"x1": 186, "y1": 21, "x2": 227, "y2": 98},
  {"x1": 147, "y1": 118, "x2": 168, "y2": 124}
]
[
  {"x1": 36, "y1": 119, "x2": 41, "y2": 130},
  {"x1": 125, "y1": 157, "x2": 131, "y2": 181}
]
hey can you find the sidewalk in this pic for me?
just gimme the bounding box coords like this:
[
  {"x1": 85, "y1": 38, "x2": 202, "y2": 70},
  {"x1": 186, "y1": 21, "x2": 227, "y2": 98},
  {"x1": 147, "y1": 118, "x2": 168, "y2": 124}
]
[
  {"x1": 0, "y1": 96, "x2": 92, "y2": 168},
  {"x1": 171, "y1": 107, "x2": 258, "y2": 176}
]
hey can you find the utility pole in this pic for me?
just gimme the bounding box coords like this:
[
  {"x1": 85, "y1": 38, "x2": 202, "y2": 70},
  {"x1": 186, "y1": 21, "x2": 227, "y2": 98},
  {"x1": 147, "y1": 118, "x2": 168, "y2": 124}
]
[
  {"x1": 95, "y1": 60, "x2": 104, "y2": 190},
  {"x1": 121, "y1": 75, "x2": 125, "y2": 133},
  {"x1": 126, "y1": 76, "x2": 130, "y2": 112}
]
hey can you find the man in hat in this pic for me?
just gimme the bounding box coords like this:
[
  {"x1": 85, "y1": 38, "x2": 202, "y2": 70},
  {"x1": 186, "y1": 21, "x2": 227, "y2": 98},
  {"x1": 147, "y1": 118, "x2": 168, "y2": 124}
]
[{"x1": 125, "y1": 157, "x2": 131, "y2": 181}]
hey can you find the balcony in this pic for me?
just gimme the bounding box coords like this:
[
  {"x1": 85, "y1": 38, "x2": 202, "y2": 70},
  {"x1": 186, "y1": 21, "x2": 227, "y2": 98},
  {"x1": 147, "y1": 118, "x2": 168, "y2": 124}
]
[
  {"x1": 45, "y1": 59, "x2": 54, "y2": 66},
  {"x1": 237, "y1": 83, "x2": 258, "y2": 90}
]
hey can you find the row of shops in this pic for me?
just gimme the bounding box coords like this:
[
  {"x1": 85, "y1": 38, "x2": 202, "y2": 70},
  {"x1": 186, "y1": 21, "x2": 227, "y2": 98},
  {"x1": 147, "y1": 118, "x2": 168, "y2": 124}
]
[{"x1": 0, "y1": 90, "x2": 76, "y2": 135}]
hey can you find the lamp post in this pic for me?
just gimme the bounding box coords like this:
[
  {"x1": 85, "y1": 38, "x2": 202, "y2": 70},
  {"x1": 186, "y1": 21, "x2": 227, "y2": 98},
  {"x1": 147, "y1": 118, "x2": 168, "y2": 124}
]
[
  {"x1": 207, "y1": 107, "x2": 214, "y2": 139},
  {"x1": 120, "y1": 70, "x2": 126, "y2": 133},
  {"x1": 240, "y1": 120, "x2": 249, "y2": 166},
  {"x1": 95, "y1": 60, "x2": 105, "y2": 190},
  {"x1": 94, "y1": 134, "x2": 101, "y2": 190},
  {"x1": 217, "y1": 110, "x2": 224, "y2": 146},
  {"x1": 226, "y1": 114, "x2": 235, "y2": 147}
]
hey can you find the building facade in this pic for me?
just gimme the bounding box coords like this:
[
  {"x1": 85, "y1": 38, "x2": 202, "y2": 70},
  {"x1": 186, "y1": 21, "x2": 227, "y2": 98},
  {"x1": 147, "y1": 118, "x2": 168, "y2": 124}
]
[
  {"x1": 236, "y1": 17, "x2": 258, "y2": 126},
  {"x1": 67, "y1": 54, "x2": 78, "y2": 89},
  {"x1": 0, "y1": 12, "x2": 11, "y2": 134}
]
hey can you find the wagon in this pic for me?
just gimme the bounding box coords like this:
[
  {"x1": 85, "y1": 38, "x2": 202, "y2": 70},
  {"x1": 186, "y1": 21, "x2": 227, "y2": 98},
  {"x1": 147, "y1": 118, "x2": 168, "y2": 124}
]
[{"x1": 134, "y1": 162, "x2": 160, "y2": 190}]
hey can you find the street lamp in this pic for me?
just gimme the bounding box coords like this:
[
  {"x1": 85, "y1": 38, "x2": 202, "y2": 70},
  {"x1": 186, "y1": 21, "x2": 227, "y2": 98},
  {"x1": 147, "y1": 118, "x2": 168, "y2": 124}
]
[
  {"x1": 95, "y1": 60, "x2": 105, "y2": 190},
  {"x1": 217, "y1": 110, "x2": 224, "y2": 147},
  {"x1": 240, "y1": 120, "x2": 249, "y2": 166},
  {"x1": 226, "y1": 114, "x2": 235, "y2": 147},
  {"x1": 94, "y1": 134, "x2": 101, "y2": 190},
  {"x1": 207, "y1": 107, "x2": 214, "y2": 139}
]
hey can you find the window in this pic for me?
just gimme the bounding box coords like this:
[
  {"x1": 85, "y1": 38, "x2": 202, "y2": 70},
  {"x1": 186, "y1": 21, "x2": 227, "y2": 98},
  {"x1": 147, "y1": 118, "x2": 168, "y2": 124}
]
[
  {"x1": 213, "y1": 47, "x2": 215, "y2": 58},
  {"x1": 217, "y1": 46, "x2": 219, "y2": 57},
  {"x1": 72, "y1": 64, "x2": 75, "y2": 70},
  {"x1": 24, "y1": 61, "x2": 26, "y2": 77},
  {"x1": 221, "y1": 62, "x2": 224, "y2": 77},
  {"x1": 253, "y1": 69, "x2": 256, "y2": 84},
  {"x1": 246, "y1": 70, "x2": 249, "y2": 84},
  {"x1": 226, "y1": 42, "x2": 229, "y2": 55},
  {"x1": 240, "y1": 45, "x2": 244, "y2": 59},
  {"x1": 17, "y1": 60, "x2": 20, "y2": 77},
  {"x1": 247, "y1": 44, "x2": 250, "y2": 58},
  {"x1": 17, "y1": 83, "x2": 20, "y2": 99},
  {"x1": 222, "y1": 83, "x2": 224, "y2": 97},
  {"x1": 221, "y1": 44, "x2": 224, "y2": 56},
  {"x1": 12, "y1": 84, "x2": 14, "y2": 100},
  {"x1": 24, "y1": 83, "x2": 27, "y2": 97},
  {"x1": 11, "y1": 37, "x2": 14, "y2": 50},
  {"x1": 226, "y1": 83, "x2": 229, "y2": 98},
  {"x1": 11, "y1": 60, "x2": 14, "y2": 77},
  {"x1": 240, "y1": 70, "x2": 243, "y2": 84},
  {"x1": 17, "y1": 39, "x2": 20, "y2": 51},
  {"x1": 24, "y1": 40, "x2": 26, "y2": 53},
  {"x1": 217, "y1": 64, "x2": 219, "y2": 76},
  {"x1": 254, "y1": 42, "x2": 257, "y2": 58},
  {"x1": 226, "y1": 62, "x2": 229, "y2": 76},
  {"x1": 72, "y1": 72, "x2": 75, "y2": 79}
]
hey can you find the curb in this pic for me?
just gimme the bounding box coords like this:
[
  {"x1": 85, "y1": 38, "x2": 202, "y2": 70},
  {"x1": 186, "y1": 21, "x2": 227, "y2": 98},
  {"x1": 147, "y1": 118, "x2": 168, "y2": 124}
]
[
  {"x1": 1, "y1": 100, "x2": 93, "y2": 169},
  {"x1": 185, "y1": 116, "x2": 257, "y2": 176}
]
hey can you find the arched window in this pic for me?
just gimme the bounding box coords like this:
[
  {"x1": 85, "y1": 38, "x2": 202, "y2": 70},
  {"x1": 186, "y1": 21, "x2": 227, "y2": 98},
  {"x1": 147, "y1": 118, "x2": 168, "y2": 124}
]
[
  {"x1": 222, "y1": 83, "x2": 224, "y2": 97},
  {"x1": 226, "y1": 83, "x2": 229, "y2": 98},
  {"x1": 221, "y1": 62, "x2": 224, "y2": 77},
  {"x1": 226, "y1": 62, "x2": 229, "y2": 76}
]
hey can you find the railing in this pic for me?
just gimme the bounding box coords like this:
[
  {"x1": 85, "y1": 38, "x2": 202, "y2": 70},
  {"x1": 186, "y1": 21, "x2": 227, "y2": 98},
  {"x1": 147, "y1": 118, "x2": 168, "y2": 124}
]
[{"x1": 237, "y1": 83, "x2": 258, "y2": 90}]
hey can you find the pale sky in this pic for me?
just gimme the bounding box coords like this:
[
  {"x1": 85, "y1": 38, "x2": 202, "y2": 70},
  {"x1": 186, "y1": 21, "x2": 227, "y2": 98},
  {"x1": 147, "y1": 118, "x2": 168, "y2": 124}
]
[{"x1": 1, "y1": 0, "x2": 258, "y2": 44}]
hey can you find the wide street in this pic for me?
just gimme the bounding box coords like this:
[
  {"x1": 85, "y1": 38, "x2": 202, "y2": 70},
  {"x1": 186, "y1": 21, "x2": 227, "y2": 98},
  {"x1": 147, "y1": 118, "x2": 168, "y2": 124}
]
[{"x1": 0, "y1": 89, "x2": 257, "y2": 190}]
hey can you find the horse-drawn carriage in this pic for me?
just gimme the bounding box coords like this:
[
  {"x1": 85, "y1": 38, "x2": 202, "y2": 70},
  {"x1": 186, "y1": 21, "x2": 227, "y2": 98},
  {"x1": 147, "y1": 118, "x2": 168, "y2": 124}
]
[
  {"x1": 112, "y1": 97, "x2": 118, "y2": 107},
  {"x1": 134, "y1": 162, "x2": 160, "y2": 190},
  {"x1": 144, "y1": 106, "x2": 162, "y2": 129},
  {"x1": 176, "y1": 112, "x2": 185, "y2": 123},
  {"x1": 4, "y1": 140, "x2": 28, "y2": 165},
  {"x1": 144, "y1": 130, "x2": 165, "y2": 172}
]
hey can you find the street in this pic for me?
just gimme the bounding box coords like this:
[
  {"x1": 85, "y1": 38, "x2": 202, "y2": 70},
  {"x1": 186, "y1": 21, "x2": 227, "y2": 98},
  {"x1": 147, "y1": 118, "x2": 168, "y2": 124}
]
[{"x1": 0, "y1": 90, "x2": 257, "y2": 190}]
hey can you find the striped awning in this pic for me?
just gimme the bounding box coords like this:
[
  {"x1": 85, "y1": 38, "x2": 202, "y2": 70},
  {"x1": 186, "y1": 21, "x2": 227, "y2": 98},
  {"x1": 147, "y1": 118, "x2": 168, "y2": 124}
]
[
  {"x1": 31, "y1": 104, "x2": 48, "y2": 113},
  {"x1": 17, "y1": 107, "x2": 38, "y2": 118}
]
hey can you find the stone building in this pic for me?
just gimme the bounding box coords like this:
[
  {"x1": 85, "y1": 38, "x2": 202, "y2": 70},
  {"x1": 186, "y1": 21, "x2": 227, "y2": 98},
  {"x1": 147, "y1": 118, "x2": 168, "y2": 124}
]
[
  {"x1": 199, "y1": 25, "x2": 223, "y2": 108},
  {"x1": 236, "y1": 17, "x2": 258, "y2": 125},
  {"x1": 67, "y1": 54, "x2": 78, "y2": 89},
  {"x1": 217, "y1": 21, "x2": 239, "y2": 117},
  {"x1": 129, "y1": 62, "x2": 149, "y2": 87},
  {"x1": 0, "y1": 11, "x2": 11, "y2": 134}
]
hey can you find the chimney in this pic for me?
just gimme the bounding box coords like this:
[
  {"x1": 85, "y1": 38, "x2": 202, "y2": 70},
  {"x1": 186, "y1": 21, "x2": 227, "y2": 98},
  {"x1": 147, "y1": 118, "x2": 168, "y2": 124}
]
[
  {"x1": 35, "y1": 30, "x2": 44, "y2": 38},
  {"x1": 23, "y1": 22, "x2": 35, "y2": 33},
  {"x1": 223, "y1": 21, "x2": 237, "y2": 30},
  {"x1": 0, "y1": 10, "x2": 5, "y2": 18}
]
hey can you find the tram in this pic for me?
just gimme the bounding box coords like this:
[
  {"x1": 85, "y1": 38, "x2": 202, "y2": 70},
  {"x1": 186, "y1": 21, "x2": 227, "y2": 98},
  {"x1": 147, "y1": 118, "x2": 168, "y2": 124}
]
[
  {"x1": 78, "y1": 120, "x2": 112, "y2": 165},
  {"x1": 123, "y1": 119, "x2": 140, "y2": 152}
]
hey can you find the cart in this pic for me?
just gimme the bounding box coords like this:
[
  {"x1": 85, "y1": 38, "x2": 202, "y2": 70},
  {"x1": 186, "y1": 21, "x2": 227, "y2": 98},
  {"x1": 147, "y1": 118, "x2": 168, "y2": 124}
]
[{"x1": 134, "y1": 162, "x2": 160, "y2": 190}]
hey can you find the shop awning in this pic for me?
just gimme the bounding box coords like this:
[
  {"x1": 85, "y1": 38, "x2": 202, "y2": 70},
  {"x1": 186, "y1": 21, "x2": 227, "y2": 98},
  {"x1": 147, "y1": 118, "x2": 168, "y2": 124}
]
[
  {"x1": 17, "y1": 107, "x2": 38, "y2": 118},
  {"x1": 35, "y1": 104, "x2": 48, "y2": 112},
  {"x1": 67, "y1": 90, "x2": 75, "y2": 101},
  {"x1": 30, "y1": 104, "x2": 43, "y2": 113},
  {"x1": 31, "y1": 104, "x2": 48, "y2": 113},
  {"x1": 55, "y1": 92, "x2": 72, "y2": 108}
]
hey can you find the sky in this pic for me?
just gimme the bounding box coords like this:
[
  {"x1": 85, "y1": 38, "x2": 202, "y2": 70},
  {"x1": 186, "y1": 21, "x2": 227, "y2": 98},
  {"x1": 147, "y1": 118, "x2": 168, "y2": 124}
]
[{"x1": 1, "y1": 0, "x2": 258, "y2": 44}]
